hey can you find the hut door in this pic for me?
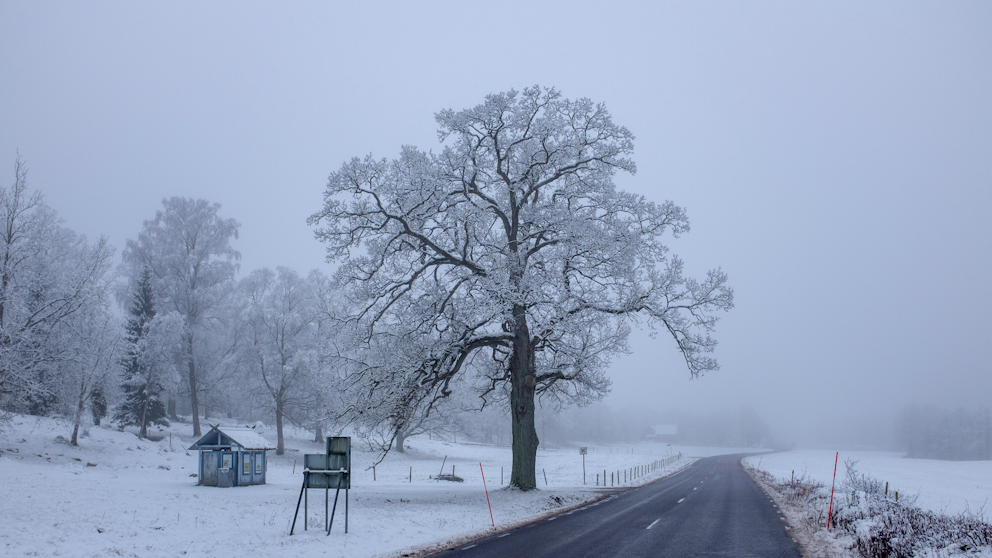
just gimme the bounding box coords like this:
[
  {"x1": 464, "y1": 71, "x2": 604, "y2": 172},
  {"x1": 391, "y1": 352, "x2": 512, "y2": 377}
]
[
  {"x1": 241, "y1": 452, "x2": 252, "y2": 485},
  {"x1": 202, "y1": 451, "x2": 218, "y2": 486},
  {"x1": 254, "y1": 452, "x2": 265, "y2": 484}
]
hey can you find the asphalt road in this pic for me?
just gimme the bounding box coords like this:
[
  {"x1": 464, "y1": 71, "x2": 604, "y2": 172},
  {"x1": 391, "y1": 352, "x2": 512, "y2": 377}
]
[{"x1": 430, "y1": 454, "x2": 800, "y2": 558}]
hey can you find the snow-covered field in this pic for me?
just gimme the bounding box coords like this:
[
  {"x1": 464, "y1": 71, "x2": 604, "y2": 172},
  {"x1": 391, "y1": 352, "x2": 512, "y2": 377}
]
[
  {"x1": 0, "y1": 415, "x2": 735, "y2": 558},
  {"x1": 744, "y1": 450, "x2": 992, "y2": 517}
]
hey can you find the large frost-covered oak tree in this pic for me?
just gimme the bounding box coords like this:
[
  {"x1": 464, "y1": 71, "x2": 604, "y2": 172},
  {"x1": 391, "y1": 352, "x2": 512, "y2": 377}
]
[{"x1": 310, "y1": 87, "x2": 733, "y2": 490}]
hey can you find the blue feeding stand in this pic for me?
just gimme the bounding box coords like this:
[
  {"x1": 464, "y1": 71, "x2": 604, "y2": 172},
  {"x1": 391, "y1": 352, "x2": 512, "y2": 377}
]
[{"x1": 290, "y1": 436, "x2": 351, "y2": 536}]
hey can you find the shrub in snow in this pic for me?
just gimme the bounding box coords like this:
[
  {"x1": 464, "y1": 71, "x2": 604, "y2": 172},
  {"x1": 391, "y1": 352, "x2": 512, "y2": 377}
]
[{"x1": 750, "y1": 460, "x2": 992, "y2": 558}]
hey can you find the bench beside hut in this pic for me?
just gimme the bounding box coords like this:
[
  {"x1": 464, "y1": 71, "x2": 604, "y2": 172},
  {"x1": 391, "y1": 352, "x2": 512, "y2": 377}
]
[{"x1": 189, "y1": 425, "x2": 275, "y2": 487}]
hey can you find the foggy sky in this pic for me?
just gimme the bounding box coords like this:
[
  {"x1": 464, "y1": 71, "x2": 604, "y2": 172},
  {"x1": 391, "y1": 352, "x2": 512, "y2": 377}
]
[{"x1": 2, "y1": 1, "x2": 989, "y2": 446}]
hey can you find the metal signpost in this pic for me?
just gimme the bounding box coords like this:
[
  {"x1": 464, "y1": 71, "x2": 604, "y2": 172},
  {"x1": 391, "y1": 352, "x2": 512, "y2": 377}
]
[
  {"x1": 290, "y1": 436, "x2": 351, "y2": 536},
  {"x1": 579, "y1": 447, "x2": 588, "y2": 485}
]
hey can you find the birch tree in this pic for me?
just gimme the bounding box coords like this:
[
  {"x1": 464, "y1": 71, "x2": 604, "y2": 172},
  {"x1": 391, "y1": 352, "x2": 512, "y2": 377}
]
[
  {"x1": 52, "y1": 298, "x2": 122, "y2": 445},
  {"x1": 237, "y1": 267, "x2": 324, "y2": 455},
  {"x1": 310, "y1": 87, "x2": 734, "y2": 489},
  {"x1": 122, "y1": 197, "x2": 239, "y2": 436},
  {"x1": 0, "y1": 157, "x2": 116, "y2": 414}
]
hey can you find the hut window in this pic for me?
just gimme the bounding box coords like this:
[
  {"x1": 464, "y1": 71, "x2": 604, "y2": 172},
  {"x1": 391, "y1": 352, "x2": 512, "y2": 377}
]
[
  {"x1": 255, "y1": 455, "x2": 263, "y2": 474},
  {"x1": 243, "y1": 455, "x2": 251, "y2": 475}
]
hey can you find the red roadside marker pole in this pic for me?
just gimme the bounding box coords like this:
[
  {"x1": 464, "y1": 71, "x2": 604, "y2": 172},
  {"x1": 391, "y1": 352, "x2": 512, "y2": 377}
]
[
  {"x1": 827, "y1": 452, "x2": 839, "y2": 530},
  {"x1": 480, "y1": 462, "x2": 495, "y2": 528}
]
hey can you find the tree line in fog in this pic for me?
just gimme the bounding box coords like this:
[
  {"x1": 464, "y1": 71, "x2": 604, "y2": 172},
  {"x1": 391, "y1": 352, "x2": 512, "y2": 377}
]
[{"x1": 898, "y1": 404, "x2": 992, "y2": 461}]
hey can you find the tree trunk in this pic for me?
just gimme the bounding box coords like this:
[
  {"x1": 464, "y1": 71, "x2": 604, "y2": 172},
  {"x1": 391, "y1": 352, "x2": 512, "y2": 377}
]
[
  {"x1": 168, "y1": 396, "x2": 178, "y2": 422},
  {"x1": 313, "y1": 423, "x2": 323, "y2": 443},
  {"x1": 508, "y1": 305, "x2": 538, "y2": 490},
  {"x1": 275, "y1": 398, "x2": 285, "y2": 456},
  {"x1": 187, "y1": 336, "x2": 201, "y2": 437},
  {"x1": 396, "y1": 429, "x2": 406, "y2": 453},
  {"x1": 71, "y1": 380, "x2": 86, "y2": 446},
  {"x1": 138, "y1": 388, "x2": 149, "y2": 439}
]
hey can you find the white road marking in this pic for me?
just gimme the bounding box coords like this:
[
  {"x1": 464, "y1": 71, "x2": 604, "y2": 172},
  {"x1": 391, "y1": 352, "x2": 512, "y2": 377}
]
[
  {"x1": 678, "y1": 498, "x2": 685, "y2": 503},
  {"x1": 498, "y1": 533, "x2": 511, "y2": 538},
  {"x1": 693, "y1": 487, "x2": 697, "y2": 491},
  {"x1": 646, "y1": 518, "x2": 661, "y2": 530},
  {"x1": 462, "y1": 544, "x2": 477, "y2": 550}
]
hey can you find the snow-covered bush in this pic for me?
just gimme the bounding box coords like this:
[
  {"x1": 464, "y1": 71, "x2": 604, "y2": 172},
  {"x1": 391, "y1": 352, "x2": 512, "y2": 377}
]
[{"x1": 750, "y1": 460, "x2": 992, "y2": 557}]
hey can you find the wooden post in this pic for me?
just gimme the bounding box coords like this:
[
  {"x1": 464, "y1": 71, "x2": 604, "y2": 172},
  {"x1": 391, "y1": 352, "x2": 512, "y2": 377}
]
[
  {"x1": 827, "y1": 452, "x2": 839, "y2": 530},
  {"x1": 480, "y1": 463, "x2": 494, "y2": 528}
]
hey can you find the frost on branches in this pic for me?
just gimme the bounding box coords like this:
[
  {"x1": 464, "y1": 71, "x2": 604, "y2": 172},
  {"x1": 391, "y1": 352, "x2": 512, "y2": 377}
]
[
  {"x1": 235, "y1": 267, "x2": 335, "y2": 455},
  {"x1": 0, "y1": 156, "x2": 117, "y2": 430},
  {"x1": 310, "y1": 87, "x2": 733, "y2": 490},
  {"x1": 122, "y1": 197, "x2": 240, "y2": 437}
]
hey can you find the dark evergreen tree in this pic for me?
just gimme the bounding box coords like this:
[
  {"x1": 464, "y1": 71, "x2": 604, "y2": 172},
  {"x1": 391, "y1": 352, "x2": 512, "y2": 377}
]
[
  {"x1": 90, "y1": 385, "x2": 107, "y2": 425},
  {"x1": 113, "y1": 269, "x2": 168, "y2": 438}
]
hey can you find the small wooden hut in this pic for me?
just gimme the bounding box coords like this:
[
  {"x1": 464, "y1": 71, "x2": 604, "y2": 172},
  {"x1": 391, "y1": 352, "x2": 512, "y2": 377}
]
[{"x1": 189, "y1": 425, "x2": 275, "y2": 487}]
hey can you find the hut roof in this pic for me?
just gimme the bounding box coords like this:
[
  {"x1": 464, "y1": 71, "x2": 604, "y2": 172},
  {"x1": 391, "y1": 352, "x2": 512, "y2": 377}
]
[{"x1": 188, "y1": 425, "x2": 275, "y2": 451}]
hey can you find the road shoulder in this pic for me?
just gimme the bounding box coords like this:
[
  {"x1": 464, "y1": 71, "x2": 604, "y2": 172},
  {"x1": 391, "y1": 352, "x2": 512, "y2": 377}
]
[{"x1": 741, "y1": 459, "x2": 854, "y2": 558}]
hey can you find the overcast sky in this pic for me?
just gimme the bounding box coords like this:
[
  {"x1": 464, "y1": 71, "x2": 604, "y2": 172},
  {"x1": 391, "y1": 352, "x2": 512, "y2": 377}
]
[{"x1": 2, "y1": 1, "x2": 989, "y2": 446}]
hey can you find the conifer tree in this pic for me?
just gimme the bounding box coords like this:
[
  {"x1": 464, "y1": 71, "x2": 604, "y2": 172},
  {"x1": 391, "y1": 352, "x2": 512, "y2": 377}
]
[
  {"x1": 114, "y1": 269, "x2": 169, "y2": 438},
  {"x1": 90, "y1": 385, "x2": 107, "y2": 426}
]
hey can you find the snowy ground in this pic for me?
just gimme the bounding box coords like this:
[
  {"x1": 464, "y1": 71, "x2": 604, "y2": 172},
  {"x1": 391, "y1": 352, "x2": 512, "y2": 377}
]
[
  {"x1": 0, "y1": 415, "x2": 746, "y2": 558},
  {"x1": 743, "y1": 450, "x2": 992, "y2": 517}
]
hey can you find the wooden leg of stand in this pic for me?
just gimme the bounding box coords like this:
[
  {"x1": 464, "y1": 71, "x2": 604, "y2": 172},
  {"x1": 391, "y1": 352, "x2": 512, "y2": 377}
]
[{"x1": 289, "y1": 479, "x2": 306, "y2": 535}]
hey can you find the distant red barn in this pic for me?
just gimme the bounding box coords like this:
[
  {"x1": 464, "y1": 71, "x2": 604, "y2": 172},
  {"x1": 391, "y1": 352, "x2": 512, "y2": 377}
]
[{"x1": 643, "y1": 424, "x2": 678, "y2": 443}]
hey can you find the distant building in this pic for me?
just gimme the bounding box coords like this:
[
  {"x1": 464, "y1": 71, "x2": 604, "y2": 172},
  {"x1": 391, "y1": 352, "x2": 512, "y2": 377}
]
[
  {"x1": 643, "y1": 424, "x2": 678, "y2": 443},
  {"x1": 189, "y1": 425, "x2": 275, "y2": 487}
]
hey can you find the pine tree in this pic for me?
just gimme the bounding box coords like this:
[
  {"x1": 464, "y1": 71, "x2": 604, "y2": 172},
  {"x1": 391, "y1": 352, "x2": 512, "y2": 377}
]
[
  {"x1": 90, "y1": 385, "x2": 107, "y2": 426},
  {"x1": 114, "y1": 269, "x2": 169, "y2": 438}
]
